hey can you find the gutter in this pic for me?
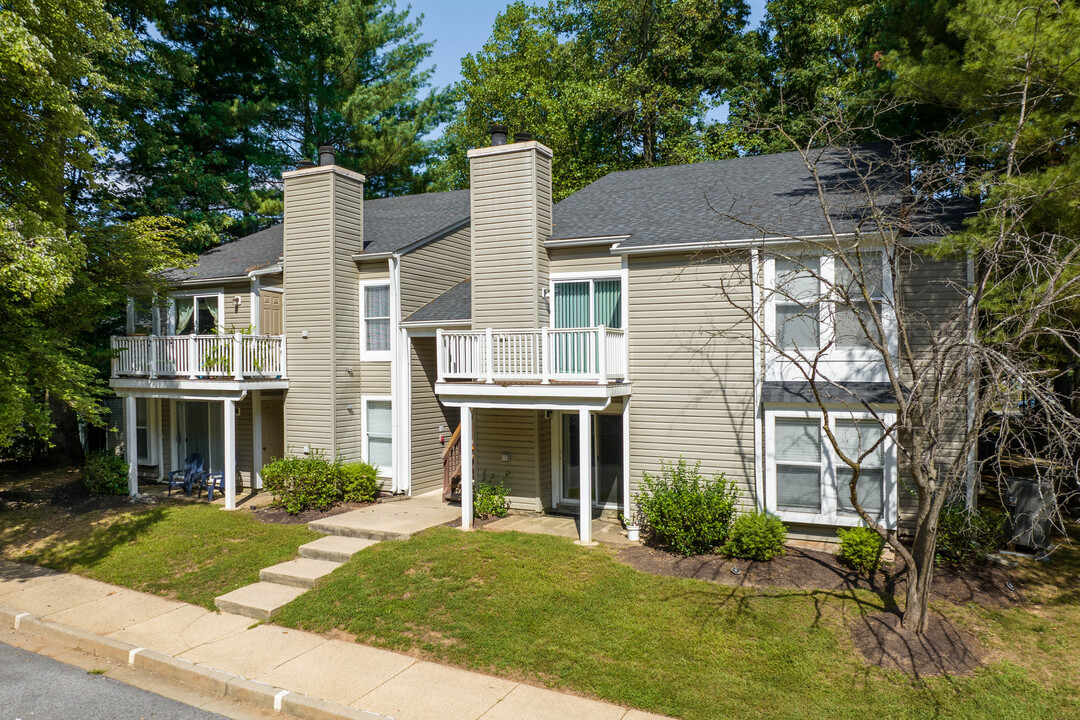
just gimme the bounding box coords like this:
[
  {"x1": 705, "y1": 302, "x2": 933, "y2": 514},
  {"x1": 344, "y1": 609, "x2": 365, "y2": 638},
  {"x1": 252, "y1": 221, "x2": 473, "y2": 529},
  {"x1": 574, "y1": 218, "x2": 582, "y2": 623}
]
[
  {"x1": 612, "y1": 230, "x2": 933, "y2": 256},
  {"x1": 544, "y1": 235, "x2": 629, "y2": 249}
]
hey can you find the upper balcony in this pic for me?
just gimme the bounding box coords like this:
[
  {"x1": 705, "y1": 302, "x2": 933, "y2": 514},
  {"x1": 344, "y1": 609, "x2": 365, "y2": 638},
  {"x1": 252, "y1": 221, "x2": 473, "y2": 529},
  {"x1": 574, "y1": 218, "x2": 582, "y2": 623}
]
[
  {"x1": 110, "y1": 334, "x2": 287, "y2": 385},
  {"x1": 436, "y1": 327, "x2": 627, "y2": 386}
]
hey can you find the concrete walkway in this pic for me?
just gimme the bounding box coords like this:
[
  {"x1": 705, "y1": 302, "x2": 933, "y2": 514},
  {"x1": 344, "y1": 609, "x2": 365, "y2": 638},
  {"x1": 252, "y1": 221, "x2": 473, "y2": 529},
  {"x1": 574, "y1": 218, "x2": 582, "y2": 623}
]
[
  {"x1": 484, "y1": 515, "x2": 635, "y2": 546},
  {"x1": 215, "y1": 491, "x2": 460, "y2": 621}
]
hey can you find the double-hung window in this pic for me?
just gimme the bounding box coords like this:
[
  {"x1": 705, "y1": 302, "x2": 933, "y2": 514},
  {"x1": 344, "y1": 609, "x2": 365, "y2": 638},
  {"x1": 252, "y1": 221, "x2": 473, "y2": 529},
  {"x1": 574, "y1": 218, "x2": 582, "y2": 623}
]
[
  {"x1": 773, "y1": 257, "x2": 821, "y2": 351},
  {"x1": 361, "y1": 283, "x2": 391, "y2": 361},
  {"x1": 834, "y1": 252, "x2": 886, "y2": 349},
  {"x1": 134, "y1": 398, "x2": 154, "y2": 464},
  {"x1": 767, "y1": 410, "x2": 894, "y2": 527},
  {"x1": 363, "y1": 398, "x2": 392, "y2": 476}
]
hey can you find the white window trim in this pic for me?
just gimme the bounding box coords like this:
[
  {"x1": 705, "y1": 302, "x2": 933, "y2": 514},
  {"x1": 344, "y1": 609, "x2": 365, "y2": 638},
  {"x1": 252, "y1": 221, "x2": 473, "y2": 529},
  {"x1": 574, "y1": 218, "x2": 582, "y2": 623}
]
[
  {"x1": 166, "y1": 289, "x2": 225, "y2": 335},
  {"x1": 134, "y1": 398, "x2": 159, "y2": 465},
  {"x1": 763, "y1": 249, "x2": 897, "y2": 380},
  {"x1": 126, "y1": 297, "x2": 161, "y2": 336},
  {"x1": 359, "y1": 280, "x2": 393, "y2": 362},
  {"x1": 764, "y1": 407, "x2": 898, "y2": 529},
  {"x1": 550, "y1": 408, "x2": 624, "y2": 509},
  {"x1": 548, "y1": 271, "x2": 628, "y2": 330},
  {"x1": 362, "y1": 395, "x2": 393, "y2": 479}
]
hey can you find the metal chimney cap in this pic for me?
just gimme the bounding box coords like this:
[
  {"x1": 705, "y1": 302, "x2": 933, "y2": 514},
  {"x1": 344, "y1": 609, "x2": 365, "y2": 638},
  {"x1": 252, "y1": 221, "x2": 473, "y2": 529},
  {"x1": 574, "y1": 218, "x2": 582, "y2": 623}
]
[
  {"x1": 489, "y1": 124, "x2": 508, "y2": 146},
  {"x1": 513, "y1": 132, "x2": 533, "y2": 143},
  {"x1": 318, "y1": 145, "x2": 336, "y2": 166}
]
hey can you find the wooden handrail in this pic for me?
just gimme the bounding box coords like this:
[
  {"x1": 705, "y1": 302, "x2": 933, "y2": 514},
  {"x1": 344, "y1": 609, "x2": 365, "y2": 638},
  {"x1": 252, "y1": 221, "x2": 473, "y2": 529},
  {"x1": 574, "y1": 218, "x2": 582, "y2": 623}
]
[
  {"x1": 441, "y1": 423, "x2": 461, "y2": 461},
  {"x1": 442, "y1": 422, "x2": 462, "y2": 501}
]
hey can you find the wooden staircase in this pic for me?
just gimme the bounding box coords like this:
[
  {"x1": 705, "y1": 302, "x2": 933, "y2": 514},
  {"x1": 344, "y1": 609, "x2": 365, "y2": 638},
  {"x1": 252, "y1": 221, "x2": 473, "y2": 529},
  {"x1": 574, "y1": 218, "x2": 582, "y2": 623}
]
[{"x1": 442, "y1": 423, "x2": 462, "y2": 501}]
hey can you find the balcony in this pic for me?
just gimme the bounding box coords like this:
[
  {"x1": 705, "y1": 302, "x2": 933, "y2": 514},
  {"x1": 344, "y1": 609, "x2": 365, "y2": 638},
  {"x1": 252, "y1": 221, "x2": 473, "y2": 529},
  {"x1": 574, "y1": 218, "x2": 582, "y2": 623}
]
[
  {"x1": 437, "y1": 327, "x2": 627, "y2": 385},
  {"x1": 111, "y1": 334, "x2": 286, "y2": 381}
]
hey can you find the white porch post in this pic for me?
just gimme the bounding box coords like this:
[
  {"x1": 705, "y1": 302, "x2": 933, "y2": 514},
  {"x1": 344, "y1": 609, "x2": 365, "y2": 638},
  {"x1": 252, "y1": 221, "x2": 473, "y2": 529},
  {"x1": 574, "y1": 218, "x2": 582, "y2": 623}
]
[
  {"x1": 252, "y1": 390, "x2": 263, "y2": 490},
  {"x1": 578, "y1": 407, "x2": 594, "y2": 545},
  {"x1": 124, "y1": 395, "x2": 138, "y2": 496},
  {"x1": 460, "y1": 405, "x2": 473, "y2": 530},
  {"x1": 224, "y1": 399, "x2": 236, "y2": 509}
]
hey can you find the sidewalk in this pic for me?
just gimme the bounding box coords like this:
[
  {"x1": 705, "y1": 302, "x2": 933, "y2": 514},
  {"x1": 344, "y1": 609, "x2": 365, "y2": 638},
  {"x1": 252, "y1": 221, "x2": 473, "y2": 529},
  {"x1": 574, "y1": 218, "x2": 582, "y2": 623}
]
[{"x1": 0, "y1": 560, "x2": 669, "y2": 720}]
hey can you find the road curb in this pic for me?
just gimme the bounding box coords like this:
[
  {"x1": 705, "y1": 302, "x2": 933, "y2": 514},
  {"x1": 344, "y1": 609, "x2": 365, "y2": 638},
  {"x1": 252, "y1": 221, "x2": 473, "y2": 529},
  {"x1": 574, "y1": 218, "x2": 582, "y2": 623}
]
[{"x1": 0, "y1": 603, "x2": 389, "y2": 720}]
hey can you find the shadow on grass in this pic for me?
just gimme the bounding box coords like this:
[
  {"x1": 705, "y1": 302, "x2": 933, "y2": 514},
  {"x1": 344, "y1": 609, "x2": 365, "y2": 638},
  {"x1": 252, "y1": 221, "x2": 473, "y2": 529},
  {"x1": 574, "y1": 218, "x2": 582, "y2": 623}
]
[{"x1": 19, "y1": 506, "x2": 171, "y2": 574}]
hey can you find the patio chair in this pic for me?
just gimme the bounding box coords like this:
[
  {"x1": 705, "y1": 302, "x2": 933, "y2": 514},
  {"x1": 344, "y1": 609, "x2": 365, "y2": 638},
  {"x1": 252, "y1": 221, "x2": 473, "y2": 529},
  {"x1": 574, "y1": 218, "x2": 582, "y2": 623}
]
[
  {"x1": 167, "y1": 453, "x2": 206, "y2": 497},
  {"x1": 199, "y1": 468, "x2": 234, "y2": 502}
]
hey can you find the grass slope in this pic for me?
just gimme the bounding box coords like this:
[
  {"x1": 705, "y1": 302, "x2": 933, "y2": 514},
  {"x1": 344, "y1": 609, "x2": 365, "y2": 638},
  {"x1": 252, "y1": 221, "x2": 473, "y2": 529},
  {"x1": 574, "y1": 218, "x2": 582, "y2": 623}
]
[
  {"x1": 4, "y1": 503, "x2": 318, "y2": 609},
  {"x1": 274, "y1": 527, "x2": 1079, "y2": 720}
]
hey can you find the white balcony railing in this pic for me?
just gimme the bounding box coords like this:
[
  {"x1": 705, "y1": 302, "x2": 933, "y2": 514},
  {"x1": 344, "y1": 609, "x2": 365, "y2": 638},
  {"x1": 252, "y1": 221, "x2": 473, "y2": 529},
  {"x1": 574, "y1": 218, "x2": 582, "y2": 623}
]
[
  {"x1": 111, "y1": 334, "x2": 286, "y2": 381},
  {"x1": 437, "y1": 327, "x2": 626, "y2": 385}
]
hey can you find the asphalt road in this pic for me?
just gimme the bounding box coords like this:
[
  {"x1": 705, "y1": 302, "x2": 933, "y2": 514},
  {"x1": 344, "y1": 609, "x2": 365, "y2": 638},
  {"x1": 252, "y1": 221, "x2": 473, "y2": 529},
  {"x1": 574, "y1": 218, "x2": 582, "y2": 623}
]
[{"x1": 0, "y1": 641, "x2": 229, "y2": 720}]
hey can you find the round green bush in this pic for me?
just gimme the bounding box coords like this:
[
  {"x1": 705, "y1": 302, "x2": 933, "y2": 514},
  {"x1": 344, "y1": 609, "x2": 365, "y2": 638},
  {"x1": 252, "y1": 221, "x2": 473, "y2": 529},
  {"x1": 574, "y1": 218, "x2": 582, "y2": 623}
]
[
  {"x1": 935, "y1": 503, "x2": 1007, "y2": 567},
  {"x1": 338, "y1": 462, "x2": 379, "y2": 504},
  {"x1": 837, "y1": 525, "x2": 885, "y2": 574},
  {"x1": 474, "y1": 471, "x2": 510, "y2": 518},
  {"x1": 722, "y1": 511, "x2": 788, "y2": 561},
  {"x1": 637, "y1": 458, "x2": 740, "y2": 556},
  {"x1": 261, "y1": 452, "x2": 340, "y2": 514},
  {"x1": 83, "y1": 452, "x2": 129, "y2": 495}
]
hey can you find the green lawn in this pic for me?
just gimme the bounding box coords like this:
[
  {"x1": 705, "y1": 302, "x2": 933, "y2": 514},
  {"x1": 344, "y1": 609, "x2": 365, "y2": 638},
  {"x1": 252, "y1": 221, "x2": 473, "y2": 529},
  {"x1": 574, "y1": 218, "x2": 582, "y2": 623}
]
[
  {"x1": 274, "y1": 526, "x2": 1080, "y2": 720},
  {"x1": 2, "y1": 501, "x2": 319, "y2": 609}
]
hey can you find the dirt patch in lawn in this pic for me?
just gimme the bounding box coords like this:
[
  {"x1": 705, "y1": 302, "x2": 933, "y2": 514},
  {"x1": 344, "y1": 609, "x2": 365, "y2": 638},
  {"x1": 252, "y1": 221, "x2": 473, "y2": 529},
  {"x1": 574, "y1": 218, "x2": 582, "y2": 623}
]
[
  {"x1": 248, "y1": 501, "x2": 374, "y2": 525},
  {"x1": 0, "y1": 464, "x2": 130, "y2": 514},
  {"x1": 617, "y1": 544, "x2": 1025, "y2": 609},
  {"x1": 850, "y1": 610, "x2": 984, "y2": 677}
]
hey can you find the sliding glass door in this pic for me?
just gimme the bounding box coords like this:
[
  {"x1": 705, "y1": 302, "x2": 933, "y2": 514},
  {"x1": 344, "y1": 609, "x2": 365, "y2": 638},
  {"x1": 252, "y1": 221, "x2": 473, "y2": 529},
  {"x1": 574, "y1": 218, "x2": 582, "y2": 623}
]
[
  {"x1": 180, "y1": 401, "x2": 224, "y2": 472},
  {"x1": 559, "y1": 413, "x2": 623, "y2": 508}
]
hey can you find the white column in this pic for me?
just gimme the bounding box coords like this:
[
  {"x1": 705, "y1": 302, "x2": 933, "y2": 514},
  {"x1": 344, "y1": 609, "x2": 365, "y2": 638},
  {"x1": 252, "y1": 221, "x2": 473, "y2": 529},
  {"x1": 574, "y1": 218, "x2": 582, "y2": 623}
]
[
  {"x1": 224, "y1": 399, "x2": 236, "y2": 509},
  {"x1": 252, "y1": 390, "x2": 263, "y2": 490},
  {"x1": 578, "y1": 407, "x2": 593, "y2": 545},
  {"x1": 460, "y1": 406, "x2": 473, "y2": 530},
  {"x1": 124, "y1": 395, "x2": 138, "y2": 496}
]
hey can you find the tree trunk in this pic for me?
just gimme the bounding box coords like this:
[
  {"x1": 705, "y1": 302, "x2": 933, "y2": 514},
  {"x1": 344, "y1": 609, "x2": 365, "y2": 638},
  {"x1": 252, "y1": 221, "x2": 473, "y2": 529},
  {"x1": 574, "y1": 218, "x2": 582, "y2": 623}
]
[{"x1": 902, "y1": 504, "x2": 940, "y2": 633}]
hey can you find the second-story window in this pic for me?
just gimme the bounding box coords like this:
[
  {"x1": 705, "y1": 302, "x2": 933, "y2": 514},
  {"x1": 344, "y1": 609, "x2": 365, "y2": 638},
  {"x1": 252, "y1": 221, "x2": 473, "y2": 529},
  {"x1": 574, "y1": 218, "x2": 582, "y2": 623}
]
[
  {"x1": 834, "y1": 253, "x2": 885, "y2": 348},
  {"x1": 774, "y1": 256, "x2": 820, "y2": 351},
  {"x1": 552, "y1": 278, "x2": 622, "y2": 329},
  {"x1": 173, "y1": 295, "x2": 221, "y2": 335},
  {"x1": 362, "y1": 283, "x2": 391, "y2": 361}
]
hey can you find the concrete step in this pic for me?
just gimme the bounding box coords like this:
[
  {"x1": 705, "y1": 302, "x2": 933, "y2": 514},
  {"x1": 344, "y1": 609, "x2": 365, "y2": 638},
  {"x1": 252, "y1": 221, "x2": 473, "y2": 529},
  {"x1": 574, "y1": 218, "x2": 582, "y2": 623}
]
[
  {"x1": 258, "y1": 558, "x2": 341, "y2": 589},
  {"x1": 298, "y1": 535, "x2": 379, "y2": 563},
  {"x1": 214, "y1": 582, "x2": 306, "y2": 621},
  {"x1": 308, "y1": 502, "x2": 458, "y2": 542}
]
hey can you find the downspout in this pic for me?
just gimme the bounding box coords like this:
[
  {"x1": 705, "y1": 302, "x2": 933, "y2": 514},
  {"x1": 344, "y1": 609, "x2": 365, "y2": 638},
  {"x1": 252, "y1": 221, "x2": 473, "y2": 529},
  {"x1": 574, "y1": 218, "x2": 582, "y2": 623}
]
[
  {"x1": 751, "y1": 248, "x2": 765, "y2": 511},
  {"x1": 389, "y1": 254, "x2": 404, "y2": 494}
]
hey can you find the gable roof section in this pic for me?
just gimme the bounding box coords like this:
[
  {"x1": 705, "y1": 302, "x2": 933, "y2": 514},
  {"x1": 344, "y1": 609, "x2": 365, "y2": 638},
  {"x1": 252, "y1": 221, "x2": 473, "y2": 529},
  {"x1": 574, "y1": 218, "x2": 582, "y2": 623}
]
[
  {"x1": 403, "y1": 279, "x2": 471, "y2": 325},
  {"x1": 550, "y1": 145, "x2": 966, "y2": 250},
  {"x1": 166, "y1": 189, "x2": 471, "y2": 283}
]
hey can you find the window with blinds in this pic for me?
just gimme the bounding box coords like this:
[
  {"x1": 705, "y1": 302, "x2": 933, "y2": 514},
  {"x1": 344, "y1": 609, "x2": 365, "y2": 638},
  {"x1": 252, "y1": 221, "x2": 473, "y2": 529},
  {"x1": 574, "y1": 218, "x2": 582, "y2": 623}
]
[
  {"x1": 362, "y1": 283, "x2": 391, "y2": 360},
  {"x1": 553, "y1": 278, "x2": 622, "y2": 329},
  {"x1": 364, "y1": 399, "x2": 392, "y2": 475}
]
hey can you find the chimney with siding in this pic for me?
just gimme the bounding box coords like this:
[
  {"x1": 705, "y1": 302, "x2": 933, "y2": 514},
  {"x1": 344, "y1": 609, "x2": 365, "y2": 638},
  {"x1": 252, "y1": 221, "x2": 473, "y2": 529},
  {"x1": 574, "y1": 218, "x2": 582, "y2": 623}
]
[
  {"x1": 468, "y1": 125, "x2": 553, "y2": 330},
  {"x1": 281, "y1": 148, "x2": 365, "y2": 462}
]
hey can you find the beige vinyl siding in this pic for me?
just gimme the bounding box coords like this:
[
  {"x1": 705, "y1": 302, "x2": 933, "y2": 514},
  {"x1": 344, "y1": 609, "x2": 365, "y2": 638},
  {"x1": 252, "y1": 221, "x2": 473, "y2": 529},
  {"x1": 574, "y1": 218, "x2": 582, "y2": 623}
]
[
  {"x1": 235, "y1": 395, "x2": 254, "y2": 486},
  {"x1": 260, "y1": 272, "x2": 283, "y2": 288},
  {"x1": 548, "y1": 247, "x2": 622, "y2": 275},
  {"x1": 473, "y1": 408, "x2": 541, "y2": 510},
  {"x1": 895, "y1": 252, "x2": 969, "y2": 530},
  {"x1": 470, "y1": 146, "x2": 552, "y2": 329},
  {"x1": 538, "y1": 416, "x2": 552, "y2": 510},
  {"x1": 283, "y1": 168, "x2": 365, "y2": 461},
  {"x1": 399, "y1": 225, "x2": 471, "y2": 318},
  {"x1": 409, "y1": 338, "x2": 459, "y2": 494},
  {"x1": 627, "y1": 251, "x2": 756, "y2": 512},
  {"x1": 221, "y1": 281, "x2": 253, "y2": 331}
]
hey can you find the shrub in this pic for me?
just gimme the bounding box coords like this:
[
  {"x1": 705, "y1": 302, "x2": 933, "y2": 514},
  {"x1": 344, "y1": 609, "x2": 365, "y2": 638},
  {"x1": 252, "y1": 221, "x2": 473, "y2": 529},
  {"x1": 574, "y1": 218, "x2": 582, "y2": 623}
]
[
  {"x1": 83, "y1": 452, "x2": 129, "y2": 495},
  {"x1": 722, "y1": 511, "x2": 788, "y2": 561},
  {"x1": 837, "y1": 525, "x2": 885, "y2": 574},
  {"x1": 474, "y1": 471, "x2": 510, "y2": 519},
  {"x1": 636, "y1": 458, "x2": 740, "y2": 556},
  {"x1": 261, "y1": 452, "x2": 340, "y2": 514},
  {"x1": 935, "y1": 503, "x2": 1007, "y2": 567},
  {"x1": 338, "y1": 462, "x2": 379, "y2": 504}
]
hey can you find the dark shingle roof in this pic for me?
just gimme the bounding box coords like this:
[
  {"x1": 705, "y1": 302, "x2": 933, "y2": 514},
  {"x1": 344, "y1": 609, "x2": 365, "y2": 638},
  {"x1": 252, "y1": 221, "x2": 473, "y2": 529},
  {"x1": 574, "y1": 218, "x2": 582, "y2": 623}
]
[
  {"x1": 762, "y1": 381, "x2": 899, "y2": 405},
  {"x1": 166, "y1": 189, "x2": 471, "y2": 283},
  {"x1": 403, "y1": 279, "x2": 471, "y2": 324},
  {"x1": 551, "y1": 145, "x2": 963, "y2": 249}
]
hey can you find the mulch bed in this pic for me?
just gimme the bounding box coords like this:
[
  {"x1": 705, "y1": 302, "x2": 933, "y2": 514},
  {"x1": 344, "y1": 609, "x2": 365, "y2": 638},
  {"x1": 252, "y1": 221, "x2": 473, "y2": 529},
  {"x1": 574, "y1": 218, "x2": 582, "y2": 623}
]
[
  {"x1": 850, "y1": 610, "x2": 984, "y2": 678},
  {"x1": 443, "y1": 514, "x2": 501, "y2": 529},
  {"x1": 249, "y1": 501, "x2": 375, "y2": 525},
  {"x1": 0, "y1": 472, "x2": 130, "y2": 514}
]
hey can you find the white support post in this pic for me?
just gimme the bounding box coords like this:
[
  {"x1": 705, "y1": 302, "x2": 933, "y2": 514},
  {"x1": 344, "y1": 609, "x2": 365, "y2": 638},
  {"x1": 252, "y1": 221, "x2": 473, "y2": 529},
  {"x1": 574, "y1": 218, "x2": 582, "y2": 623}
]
[
  {"x1": 597, "y1": 326, "x2": 607, "y2": 385},
  {"x1": 541, "y1": 327, "x2": 551, "y2": 384},
  {"x1": 224, "y1": 399, "x2": 236, "y2": 510},
  {"x1": 484, "y1": 328, "x2": 495, "y2": 383},
  {"x1": 436, "y1": 329, "x2": 445, "y2": 382},
  {"x1": 460, "y1": 406, "x2": 473, "y2": 530},
  {"x1": 252, "y1": 390, "x2": 263, "y2": 490},
  {"x1": 124, "y1": 395, "x2": 138, "y2": 496},
  {"x1": 233, "y1": 333, "x2": 243, "y2": 380},
  {"x1": 149, "y1": 336, "x2": 158, "y2": 380},
  {"x1": 578, "y1": 408, "x2": 593, "y2": 545},
  {"x1": 188, "y1": 338, "x2": 198, "y2": 379}
]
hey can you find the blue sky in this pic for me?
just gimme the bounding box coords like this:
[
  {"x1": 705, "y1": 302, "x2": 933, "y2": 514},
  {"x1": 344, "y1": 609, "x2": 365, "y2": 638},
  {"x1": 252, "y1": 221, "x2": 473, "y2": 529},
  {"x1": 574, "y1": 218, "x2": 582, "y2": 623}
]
[{"x1": 409, "y1": 0, "x2": 770, "y2": 93}]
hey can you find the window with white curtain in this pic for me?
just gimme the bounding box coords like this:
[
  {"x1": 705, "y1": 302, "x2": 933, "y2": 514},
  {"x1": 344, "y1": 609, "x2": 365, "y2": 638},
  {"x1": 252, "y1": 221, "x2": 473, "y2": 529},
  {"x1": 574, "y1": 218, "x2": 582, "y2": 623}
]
[
  {"x1": 361, "y1": 283, "x2": 391, "y2": 360},
  {"x1": 171, "y1": 294, "x2": 221, "y2": 335},
  {"x1": 364, "y1": 398, "x2": 392, "y2": 476},
  {"x1": 766, "y1": 410, "x2": 894, "y2": 527}
]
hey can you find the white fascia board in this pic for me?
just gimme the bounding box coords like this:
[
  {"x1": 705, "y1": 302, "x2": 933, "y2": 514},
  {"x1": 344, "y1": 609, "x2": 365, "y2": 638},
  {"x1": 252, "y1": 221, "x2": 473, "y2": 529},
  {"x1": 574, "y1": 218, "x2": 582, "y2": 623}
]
[
  {"x1": 282, "y1": 164, "x2": 366, "y2": 183},
  {"x1": 248, "y1": 265, "x2": 282, "y2": 278},
  {"x1": 110, "y1": 379, "x2": 288, "y2": 399},
  {"x1": 613, "y1": 230, "x2": 935, "y2": 256},
  {"x1": 544, "y1": 236, "x2": 628, "y2": 249},
  {"x1": 435, "y1": 382, "x2": 630, "y2": 410},
  {"x1": 400, "y1": 319, "x2": 471, "y2": 329},
  {"x1": 352, "y1": 251, "x2": 396, "y2": 262},
  {"x1": 171, "y1": 275, "x2": 249, "y2": 287}
]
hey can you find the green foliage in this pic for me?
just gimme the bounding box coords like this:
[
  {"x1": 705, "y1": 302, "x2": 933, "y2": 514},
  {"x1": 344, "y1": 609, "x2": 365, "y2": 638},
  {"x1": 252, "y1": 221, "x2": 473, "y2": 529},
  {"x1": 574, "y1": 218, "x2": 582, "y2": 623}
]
[
  {"x1": 261, "y1": 452, "x2": 342, "y2": 515},
  {"x1": 837, "y1": 525, "x2": 885, "y2": 574},
  {"x1": 936, "y1": 503, "x2": 1007, "y2": 568},
  {"x1": 474, "y1": 471, "x2": 510, "y2": 519},
  {"x1": 339, "y1": 462, "x2": 380, "y2": 504},
  {"x1": 636, "y1": 458, "x2": 740, "y2": 555},
  {"x1": 722, "y1": 511, "x2": 788, "y2": 561},
  {"x1": 82, "y1": 452, "x2": 129, "y2": 495},
  {"x1": 434, "y1": 0, "x2": 748, "y2": 200}
]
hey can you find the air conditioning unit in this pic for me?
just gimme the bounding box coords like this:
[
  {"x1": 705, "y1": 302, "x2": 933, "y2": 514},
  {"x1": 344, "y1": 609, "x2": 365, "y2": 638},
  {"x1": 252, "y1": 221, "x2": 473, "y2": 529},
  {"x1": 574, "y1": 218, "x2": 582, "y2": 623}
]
[{"x1": 1003, "y1": 476, "x2": 1054, "y2": 550}]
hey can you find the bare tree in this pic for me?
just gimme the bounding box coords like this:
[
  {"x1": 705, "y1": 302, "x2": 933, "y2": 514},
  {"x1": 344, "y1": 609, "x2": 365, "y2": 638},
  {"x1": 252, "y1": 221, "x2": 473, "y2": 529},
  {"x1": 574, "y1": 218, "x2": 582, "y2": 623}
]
[{"x1": 700, "y1": 107, "x2": 1080, "y2": 634}]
